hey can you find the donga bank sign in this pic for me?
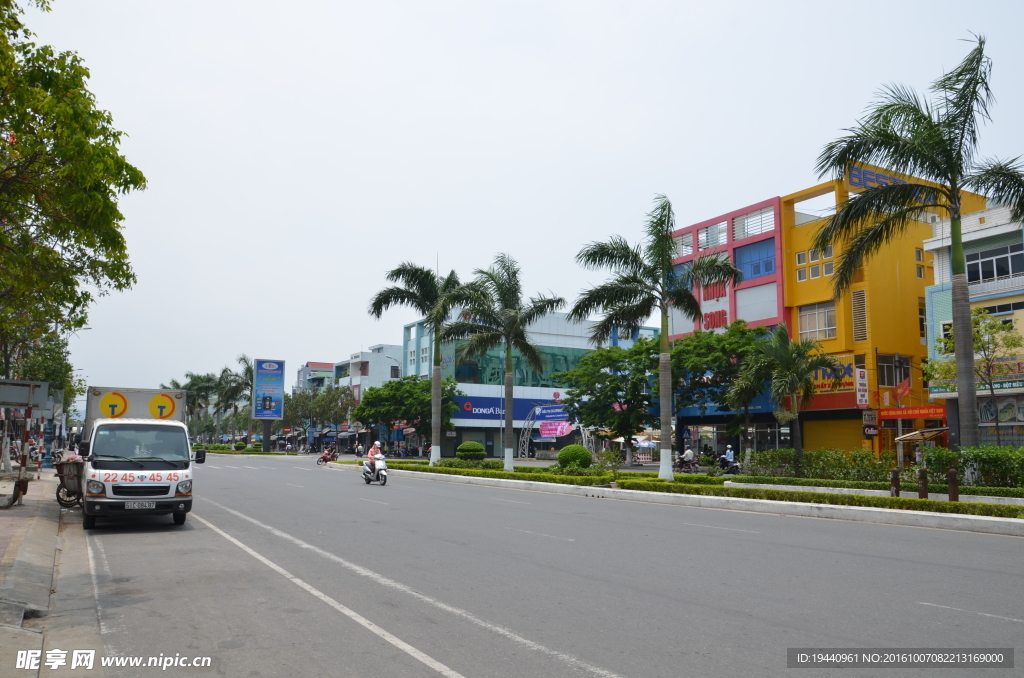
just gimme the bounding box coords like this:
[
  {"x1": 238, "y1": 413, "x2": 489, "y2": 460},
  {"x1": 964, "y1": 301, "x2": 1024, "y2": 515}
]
[{"x1": 454, "y1": 396, "x2": 553, "y2": 421}]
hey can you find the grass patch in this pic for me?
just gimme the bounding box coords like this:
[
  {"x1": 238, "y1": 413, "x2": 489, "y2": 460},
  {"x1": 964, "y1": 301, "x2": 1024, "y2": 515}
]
[{"x1": 615, "y1": 480, "x2": 1024, "y2": 519}]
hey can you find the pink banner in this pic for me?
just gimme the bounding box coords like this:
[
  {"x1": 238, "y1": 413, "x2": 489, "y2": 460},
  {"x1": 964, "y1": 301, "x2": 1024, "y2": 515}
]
[{"x1": 539, "y1": 421, "x2": 574, "y2": 437}]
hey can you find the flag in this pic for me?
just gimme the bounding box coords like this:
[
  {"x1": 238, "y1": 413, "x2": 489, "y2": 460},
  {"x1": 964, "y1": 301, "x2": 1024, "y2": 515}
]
[{"x1": 894, "y1": 377, "x2": 911, "y2": 402}]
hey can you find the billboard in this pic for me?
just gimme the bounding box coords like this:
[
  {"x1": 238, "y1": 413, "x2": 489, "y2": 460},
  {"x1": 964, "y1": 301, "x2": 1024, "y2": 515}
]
[{"x1": 253, "y1": 359, "x2": 285, "y2": 420}]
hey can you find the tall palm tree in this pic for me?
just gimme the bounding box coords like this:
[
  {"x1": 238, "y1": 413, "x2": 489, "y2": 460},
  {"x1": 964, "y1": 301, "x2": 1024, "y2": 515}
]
[
  {"x1": 812, "y1": 36, "x2": 1024, "y2": 448},
  {"x1": 369, "y1": 263, "x2": 463, "y2": 465},
  {"x1": 569, "y1": 195, "x2": 742, "y2": 480},
  {"x1": 233, "y1": 354, "x2": 255, "y2": 442},
  {"x1": 184, "y1": 372, "x2": 217, "y2": 440},
  {"x1": 440, "y1": 254, "x2": 565, "y2": 471},
  {"x1": 730, "y1": 323, "x2": 843, "y2": 472}
]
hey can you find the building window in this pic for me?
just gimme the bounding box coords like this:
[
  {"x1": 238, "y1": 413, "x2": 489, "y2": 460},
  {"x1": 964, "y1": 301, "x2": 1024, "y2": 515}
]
[
  {"x1": 877, "y1": 354, "x2": 910, "y2": 387},
  {"x1": 810, "y1": 264, "x2": 821, "y2": 279},
  {"x1": 698, "y1": 222, "x2": 727, "y2": 250},
  {"x1": 796, "y1": 251, "x2": 807, "y2": 266},
  {"x1": 798, "y1": 301, "x2": 836, "y2": 340},
  {"x1": 732, "y1": 207, "x2": 774, "y2": 240},
  {"x1": 734, "y1": 238, "x2": 775, "y2": 280},
  {"x1": 919, "y1": 298, "x2": 927, "y2": 339},
  {"x1": 823, "y1": 261, "x2": 834, "y2": 276},
  {"x1": 809, "y1": 248, "x2": 820, "y2": 262},
  {"x1": 420, "y1": 347, "x2": 429, "y2": 363},
  {"x1": 980, "y1": 301, "x2": 1024, "y2": 315},
  {"x1": 966, "y1": 243, "x2": 1024, "y2": 283},
  {"x1": 390, "y1": 365, "x2": 400, "y2": 378},
  {"x1": 851, "y1": 289, "x2": 867, "y2": 341},
  {"x1": 673, "y1": 232, "x2": 693, "y2": 257},
  {"x1": 915, "y1": 248, "x2": 923, "y2": 262},
  {"x1": 797, "y1": 268, "x2": 807, "y2": 282},
  {"x1": 823, "y1": 245, "x2": 833, "y2": 259}
]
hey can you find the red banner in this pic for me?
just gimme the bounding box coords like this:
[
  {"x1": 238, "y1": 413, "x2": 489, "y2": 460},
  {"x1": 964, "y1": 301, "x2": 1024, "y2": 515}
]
[{"x1": 878, "y1": 405, "x2": 946, "y2": 420}]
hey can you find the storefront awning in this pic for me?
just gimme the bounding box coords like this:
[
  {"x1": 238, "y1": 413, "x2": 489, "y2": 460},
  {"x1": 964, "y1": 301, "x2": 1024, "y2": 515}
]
[{"x1": 894, "y1": 427, "x2": 949, "y2": 443}]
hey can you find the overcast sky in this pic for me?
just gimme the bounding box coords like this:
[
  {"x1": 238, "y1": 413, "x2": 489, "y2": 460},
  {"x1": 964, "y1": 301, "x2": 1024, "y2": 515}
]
[{"x1": 25, "y1": 0, "x2": 1024, "y2": 394}]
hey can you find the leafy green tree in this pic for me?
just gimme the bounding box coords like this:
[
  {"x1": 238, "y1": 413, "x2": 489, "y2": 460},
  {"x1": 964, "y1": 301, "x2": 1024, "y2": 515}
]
[
  {"x1": 554, "y1": 338, "x2": 658, "y2": 465},
  {"x1": 0, "y1": 1, "x2": 145, "y2": 331},
  {"x1": 569, "y1": 195, "x2": 742, "y2": 479},
  {"x1": 924, "y1": 308, "x2": 1024, "y2": 445},
  {"x1": 672, "y1": 320, "x2": 764, "y2": 416},
  {"x1": 440, "y1": 254, "x2": 565, "y2": 471},
  {"x1": 352, "y1": 376, "x2": 462, "y2": 448},
  {"x1": 282, "y1": 391, "x2": 313, "y2": 435},
  {"x1": 812, "y1": 37, "x2": 1024, "y2": 447},
  {"x1": 16, "y1": 330, "x2": 82, "y2": 411},
  {"x1": 369, "y1": 263, "x2": 464, "y2": 464},
  {"x1": 312, "y1": 385, "x2": 357, "y2": 429},
  {"x1": 730, "y1": 323, "x2": 843, "y2": 469}
]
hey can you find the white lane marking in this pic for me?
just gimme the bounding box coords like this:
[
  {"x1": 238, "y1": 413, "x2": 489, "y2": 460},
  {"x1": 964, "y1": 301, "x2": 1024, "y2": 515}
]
[
  {"x1": 918, "y1": 602, "x2": 1024, "y2": 624},
  {"x1": 492, "y1": 497, "x2": 530, "y2": 505},
  {"x1": 192, "y1": 514, "x2": 464, "y2": 677},
  {"x1": 358, "y1": 498, "x2": 389, "y2": 505},
  {"x1": 201, "y1": 498, "x2": 623, "y2": 678},
  {"x1": 206, "y1": 466, "x2": 221, "y2": 469},
  {"x1": 506, "y1": 527, "x2": 574, "y2": 542},
  {"x1": 287, "y1": 484, "x2": 303, "y2": 488},
  {"x1": 224, "y1": 465, "x2": 240, "y2": 469},
  {"x1": 260, "y1": 466, "x2": 278, "y2": 470},
  {"x1": 85, "y1": 536, "x2": 110, "y2": 635},
  {"x1": 242, "y1": 465, "x2": 260, "y2": 469},
  {"x1": 293, "y1": 468, "x2": 311, "y2": 472}
]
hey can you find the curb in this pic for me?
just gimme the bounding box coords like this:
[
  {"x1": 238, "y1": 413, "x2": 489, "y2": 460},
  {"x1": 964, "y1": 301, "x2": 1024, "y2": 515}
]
[
  {"x1": 724, "y1": 481, "x2": 1024, "y2": 506},
  {"x1": 325, "y1": 463, "x2": 1024, "y2": 537},
  {"x1": 0, "y1": 476, "x2": 61, "y2": 617}
]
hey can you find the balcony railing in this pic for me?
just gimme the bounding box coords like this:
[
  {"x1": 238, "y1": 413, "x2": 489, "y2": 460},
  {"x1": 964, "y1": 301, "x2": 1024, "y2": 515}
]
[{"x1": 969, "y1": 273, "x2": 1024, "y2": 296}]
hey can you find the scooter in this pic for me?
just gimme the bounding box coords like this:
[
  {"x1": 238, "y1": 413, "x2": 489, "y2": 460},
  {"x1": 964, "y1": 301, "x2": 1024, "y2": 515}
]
[
  {"x1": 719, "y1": 457, "x2": 741, "y2": 475},
  {"x1": 675, "y1": 458, "x2": 700, "y2": 473},
  {"x1": 316, "y1": 448, "x2": 341, "y2": 466},
  {"x1": 362, "y1": 455, "x2": 388, "y2": 485}
]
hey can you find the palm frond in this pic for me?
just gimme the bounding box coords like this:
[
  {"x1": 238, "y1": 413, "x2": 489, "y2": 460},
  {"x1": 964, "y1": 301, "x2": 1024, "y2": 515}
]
[
  {"x1": 575, "y1": 236, "x2": 646, "y2": 276},
  {"x1": 933, "y1": 35, "x2": 992, "y2": 169},
  {"x1": 587, "y1": 302, "x2": 657, "y2": 345},
  {"x1": 643, "y1": 194, "x2": 677, "y2": 270},
  {"x1": 665, "y1": 287, "x2": 702, "y2": 323},
  {"x1": 519, "y1": 294, "x2": 566, "y2": 328},
  {"x1": 567, "y1": 275, "x2": 654, "y2": 323},
  {"x1": 512, "y1": 339, "x2": 547, "y2": 374},
  {"x1": 965, "y1": 157, "x2": 1024, "y2": 222},
  {"x1": 456, "y1": 331, "x2": 504, "y2": 361}
]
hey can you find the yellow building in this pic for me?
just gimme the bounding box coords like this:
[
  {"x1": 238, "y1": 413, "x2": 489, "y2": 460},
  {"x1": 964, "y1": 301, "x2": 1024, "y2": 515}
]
[{"x1": 671, "y1": 166, "x2": 986, "y2": 453}]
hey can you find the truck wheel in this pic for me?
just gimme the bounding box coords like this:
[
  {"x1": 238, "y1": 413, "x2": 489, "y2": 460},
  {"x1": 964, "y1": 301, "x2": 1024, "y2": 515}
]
[
  {"x1": 83, "y1": 514, "x2": 96, "y2": 530},
  {"x1": 172, "y1": 513, "x2": 187, "y2": 525}
]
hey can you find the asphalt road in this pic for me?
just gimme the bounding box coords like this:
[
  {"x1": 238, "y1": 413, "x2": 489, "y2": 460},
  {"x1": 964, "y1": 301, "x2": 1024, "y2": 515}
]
[{"x1": 49, "y1": 453, "x2": 1023, "y2": 677}]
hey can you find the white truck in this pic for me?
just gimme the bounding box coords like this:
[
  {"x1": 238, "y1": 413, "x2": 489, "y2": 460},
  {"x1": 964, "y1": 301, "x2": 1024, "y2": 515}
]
[{"x1": 78, "y1": 386, "x2": 206, "y2": 529}]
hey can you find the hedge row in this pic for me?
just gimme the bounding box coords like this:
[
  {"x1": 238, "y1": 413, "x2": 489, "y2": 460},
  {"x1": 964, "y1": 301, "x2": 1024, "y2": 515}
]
[
  {"x1": 614, "y1": 480, "x2": 1024, "y2": 519},
  {"x1": 729, "y1": 475, "x2": 1024, "y2": 498},
  {"x1": 382, "y1": 463, "x2": 613, "y2": 486},
  {"x1": 205, "y1": 450, "x2": 287, "y2": 456}
]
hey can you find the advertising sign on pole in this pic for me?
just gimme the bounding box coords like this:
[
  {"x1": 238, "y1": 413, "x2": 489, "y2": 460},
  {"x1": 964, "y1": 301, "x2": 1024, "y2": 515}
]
[
  {"x1": 855, "y1": 368, "x2": 869, "y2": 409},
  {"x1": 862, "y1": 409, "x2": 878, "y2": 426},
  {"x1": 253, "y1": 359, "x2": 285, "y2": 420}
]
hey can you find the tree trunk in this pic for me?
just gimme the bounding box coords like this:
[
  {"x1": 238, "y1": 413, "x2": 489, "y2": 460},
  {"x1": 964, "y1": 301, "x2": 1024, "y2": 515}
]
[
  {"x1": 624, "y1": 442, "x2": 632, "y2": 467},
  {"x1": 503, "y1": 344, "x2": 514, "y2": 472},
  {"x1": 430, "y1": 328, "x2": 442, "y2": 465},
  {"x1": 950, "y1": 217, "x2": 978, "y2": 447},
  {"x1": 990, "y1": 383, "x2": 1000, "y2": 445},
  {"x1": 658, "y1": 307, "x2": 673, "y2": 480},
  {"x1": 791, "y1": 395, "x2": 803, "y2": 476}
]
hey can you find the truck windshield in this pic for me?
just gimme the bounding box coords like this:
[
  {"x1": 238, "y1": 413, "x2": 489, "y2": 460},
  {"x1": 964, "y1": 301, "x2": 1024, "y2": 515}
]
[{"x1": 93, "y1": 424, "x2": 190, "y2": 460}]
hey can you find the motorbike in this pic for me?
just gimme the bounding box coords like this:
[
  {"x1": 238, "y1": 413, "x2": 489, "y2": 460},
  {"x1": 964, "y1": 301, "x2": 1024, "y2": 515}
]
[
  {"x1": 718, "y1": 457, "x2": 741, "y2": 475},
  {"x1": 316, "y1": 448, "x2": 341, "y2": 466},
  {"x1": 362, "y1": 455, "x2": 388, "y2": 485},
  {"x1": 675, "y1": 457, "x2": 700, "y2": 473}
]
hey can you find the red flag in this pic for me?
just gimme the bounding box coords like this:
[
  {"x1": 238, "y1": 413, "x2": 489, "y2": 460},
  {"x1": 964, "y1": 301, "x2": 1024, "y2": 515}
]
[{"x1": 894, "y1": 377, "x2": 911, "y2": 402}]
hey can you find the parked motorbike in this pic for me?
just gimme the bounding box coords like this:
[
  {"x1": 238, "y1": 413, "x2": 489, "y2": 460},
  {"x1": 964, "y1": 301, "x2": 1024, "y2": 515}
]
[
  {"x1": 362, "y1": 456, "x2": 388, "y2": 485},
  {"x1": 719, "y1": 457, "x2": 741, "y2": 475}
]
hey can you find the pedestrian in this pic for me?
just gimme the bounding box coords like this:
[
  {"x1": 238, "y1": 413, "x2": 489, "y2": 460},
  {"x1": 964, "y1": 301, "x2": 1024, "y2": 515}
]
[{"x1": 356, "y1": 443, "x2": 364, "y2": 457}]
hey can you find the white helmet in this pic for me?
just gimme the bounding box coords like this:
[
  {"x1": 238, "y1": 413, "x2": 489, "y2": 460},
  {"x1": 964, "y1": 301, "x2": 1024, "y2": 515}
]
[
  {"x1": 373, "y1": 441, "x2": 381, "y2": 447},
  {"x1": 726, "y1": 445, "x2": 732, "y2": 449}
]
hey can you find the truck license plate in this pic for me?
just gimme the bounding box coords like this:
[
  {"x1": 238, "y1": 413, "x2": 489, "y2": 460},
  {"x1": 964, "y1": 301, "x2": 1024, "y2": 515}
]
[{"x1": 125, "y1": 501, "x2": 156, "y2": 509}]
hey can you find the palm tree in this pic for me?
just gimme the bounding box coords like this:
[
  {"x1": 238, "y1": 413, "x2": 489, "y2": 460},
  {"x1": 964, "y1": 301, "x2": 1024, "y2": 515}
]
[
  {"x1": 569, "y1": 195, "x2": 742, "y2": 480},
  {"x1": 812, "y1": 37, "x2": 1024, "y2": 448},
  {"x1": 440, "y1": 254, "x2": 565, "y2": 471},
  {"x1": 369, "y1": 263, "x2": 463, "y2": 465},
  {"x1": 730, "y1": 323, "x2": 843, "y2": 472},
  {"x1": 184, "y1": 372, "x2": 217, "y2": 440}
]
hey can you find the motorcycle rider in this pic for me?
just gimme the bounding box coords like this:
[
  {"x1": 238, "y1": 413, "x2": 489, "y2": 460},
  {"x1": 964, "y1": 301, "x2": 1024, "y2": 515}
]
[{"x1": 363, "y1": 441, "x2": 384, "y2": 478}]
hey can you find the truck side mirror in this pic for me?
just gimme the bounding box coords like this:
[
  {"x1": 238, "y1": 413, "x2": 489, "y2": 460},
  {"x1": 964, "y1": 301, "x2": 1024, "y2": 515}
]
[
  {"x1": 78, "y1": 441, "x2": 90, "y2": 457},
  {"x1": 193, "y1": 449, "x2": 206, "y2": 464}
]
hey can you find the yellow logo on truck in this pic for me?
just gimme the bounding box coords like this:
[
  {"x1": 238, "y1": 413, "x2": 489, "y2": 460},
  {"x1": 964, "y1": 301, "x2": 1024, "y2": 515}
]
[
  {"x1": 148, "y1": 393, "x2": 177, "y2": 419},
  {"x1": 99, "y1": 392, "x2": 129, "y2": 418}
]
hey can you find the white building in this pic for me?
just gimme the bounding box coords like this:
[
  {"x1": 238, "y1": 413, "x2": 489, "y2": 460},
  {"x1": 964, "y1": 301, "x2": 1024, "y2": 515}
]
[{"x1": 334, "y1": 344, "x2": 403, "y2": 403}]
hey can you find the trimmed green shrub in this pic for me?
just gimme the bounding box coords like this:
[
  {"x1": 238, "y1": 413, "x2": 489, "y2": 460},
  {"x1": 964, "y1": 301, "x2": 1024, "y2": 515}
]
[
  {"x1": 730, "y1": 475, "x2": 1024, "y2": 498},
  {"x1": 435, "y1": 458, "x2": 503, "y2": 470},
  {"x1": 614, "y1": 480, "x2": 1024, "y2": 519},
  {"x1": 233, "y1": 442, "x2": 246, "y2": 450},
  {"x1": 384, "y1": 463, "x2": 613, "y2": 486},
  {"x1": 251, "y1": 443, "x2": 262, "y2": 451},
  {"x1": 924, "y1": 445, "x2": 1024, "y2": 488},
  {"x1": 456, "y1": 441, "x2": 486, "y2": 461},
  {"x1": 557, "y1": 444, "x2": 592, "y2": 468},
  {"x1": 748, "y1": 447, "x2": 896, "y2": 481}
]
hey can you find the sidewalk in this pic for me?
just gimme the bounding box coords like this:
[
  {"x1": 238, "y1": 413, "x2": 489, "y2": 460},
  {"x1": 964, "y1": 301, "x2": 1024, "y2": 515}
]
[{"x1": 0, "y1": 470, "x2": 60, "y2": 675}]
